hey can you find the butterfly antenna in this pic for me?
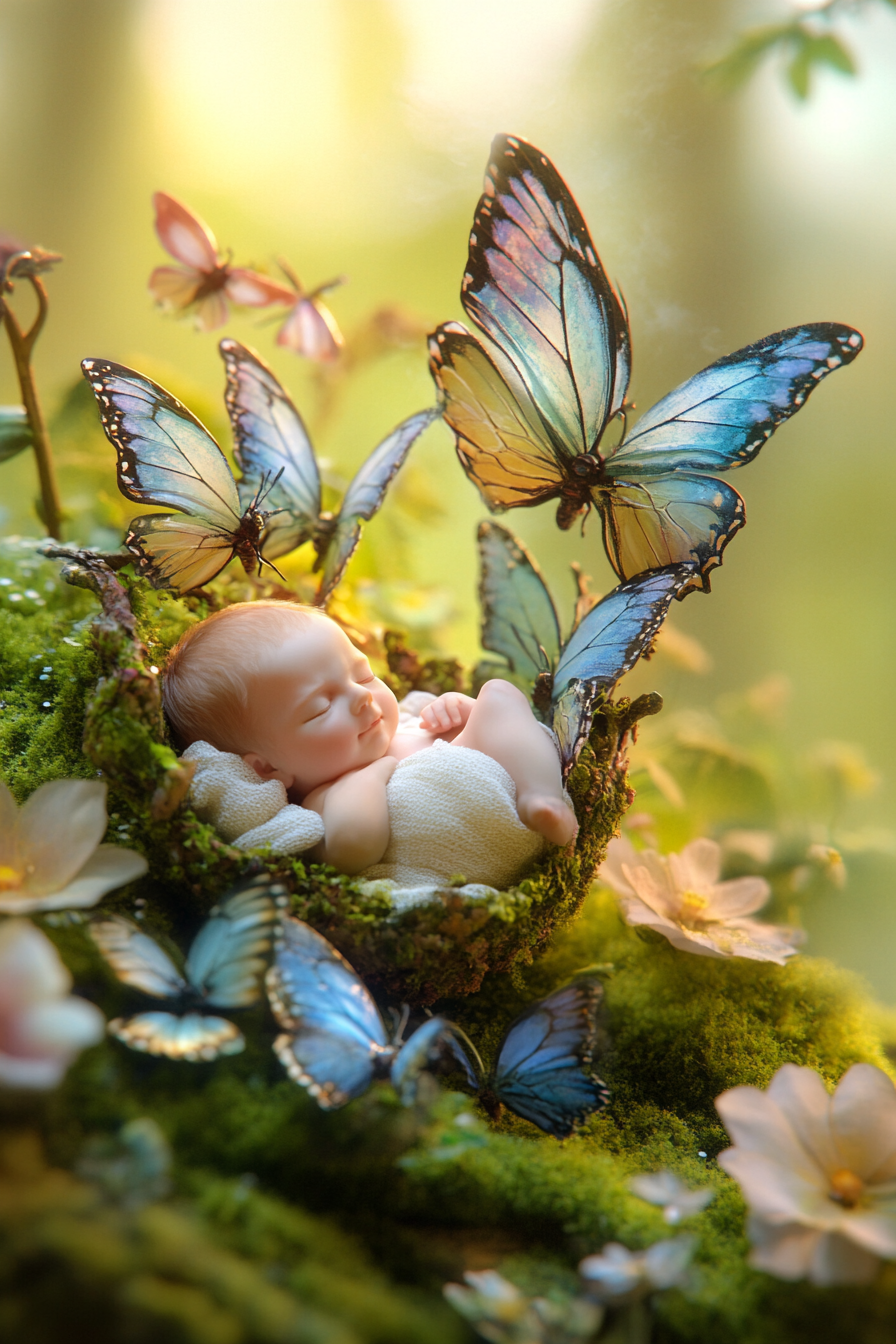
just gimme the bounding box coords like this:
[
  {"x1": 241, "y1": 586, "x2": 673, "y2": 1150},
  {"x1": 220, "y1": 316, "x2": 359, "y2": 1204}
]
[
  {"x1": 308, "y1": 274, "x2": 347, "y2": 301},
  {"x1": 253, "y1": 466, "x2": 285, "y2": 511},
  {"x1": 447, "y1": 1023, "x2": 485, "y2": 1077},
  {"x1": 391, "y1": 1003, "x2": 411, "y2": 1046},
  {"x1": 276, "y1": 257, "x2": 302, "y2": 294}
]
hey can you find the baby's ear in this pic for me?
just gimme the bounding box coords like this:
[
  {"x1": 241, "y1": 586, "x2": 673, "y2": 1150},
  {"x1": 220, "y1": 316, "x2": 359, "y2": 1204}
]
[{"x1": 242, "y1": 752, "x2": 294, "y2": 789}]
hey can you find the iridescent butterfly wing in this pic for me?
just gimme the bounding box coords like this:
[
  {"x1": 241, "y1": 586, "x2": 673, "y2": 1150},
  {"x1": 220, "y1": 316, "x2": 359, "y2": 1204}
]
[
  {"x1": 90, "y1": 875, "x2": 282, "y2": 1061},
  {"x1": 266, "y1": 916, "x2": 392, "y2": 1109},
  {"x1": 221, "y1": 339, "x2": 323, "y2": 559},
  {"x1": 314, "y1": 406, "x2": 440, "y2": 606},
  {"x1": 429, "y1": 132, "x2": 629, "y2": 519},
  {"x1": 390, "y1": 1016, "x2": 481, "y2": 1106},
  {"x1": 89, "y1": 915, "x2": 244, "y2": 1061},
  {"x1": 431, "y1": 135, "x2": 863, "y2": 590},
  {"x1": 82, "y1": 358, "x2": 267, "y2": 592},
  {"x1": 489, "y1": 980, "x2": 610, "y2": 1137},
  {"x1": 184, "y1": 873, "x2": 286, "y2": 1008},
  {"x1": 552, "y1": 564, "x2": 694, "y2": 776},
  {"x1": 477, "y1": 519, "x2": 561, "y2": 692},
  {"x1": 599, "y1": 324, "x2": 864, "y2": 591}
]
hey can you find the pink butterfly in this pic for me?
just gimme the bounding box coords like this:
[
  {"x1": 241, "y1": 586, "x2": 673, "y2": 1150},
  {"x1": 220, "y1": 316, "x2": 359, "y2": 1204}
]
[
  {"x1": 274, "y1": 261, "x2": 345, "y2": 362},
  {"x1": 149, "y1": 192, "x2": 294, "y2": 333}
]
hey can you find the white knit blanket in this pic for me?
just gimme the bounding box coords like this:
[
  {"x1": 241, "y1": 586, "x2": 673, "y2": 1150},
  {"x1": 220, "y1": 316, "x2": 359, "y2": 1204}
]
[
  {"x1": 182, "y1": 741, "x2": 325, "y2": 854},
  {"x1": 363, "y1": 739, "x2": 544, "y2": 891}
]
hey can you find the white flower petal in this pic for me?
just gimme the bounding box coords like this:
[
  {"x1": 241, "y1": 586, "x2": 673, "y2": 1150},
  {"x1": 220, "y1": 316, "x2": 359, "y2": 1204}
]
[
  {"x1": 660, "y1": 925, "x2": 729, "y2": 959},
  {"x1": 18, "y1": 780, "x2": 108, "y2": 895},
  {"x1": 746, "y1": 1220, "x2": 821, "y2": 1280},
  {"x1": 616, "y1": 893, "x2": 681, "y2": 934},
  {"x1": 766, "y1": 1064, "x2": 841, "y2": 1177},
  {"x1": 15, "y1": 996, "x2": 105, "y2": 1054},
  {"x1": 717, "y1": 1149, "x2": 830, "y2": 1223},
  {"x1": 0, "y1": 844, "x2": 148, "y2": 914},
  {"x1": 0, "y1": 780, "x2": 20, "y2": 868},
  {"x1": 643, "y1": 1236, "x2": 695, "y2": 1288},
  {"x1": 630, "y1": 1171, "x2": 685, "y2": 1205},
  {"x1": 597, "y1": 836, "x2": 638, "y2": 896},
  {"x1": 0, "y1": 1050, "x2": 67, "y2": 1089},
  {"x1": 579, "y1": 1243, "x2": 643, "y2": 1300},
  {"x1": 716, "y1": 1081, "x2": 826, "y2": 1180},
  {"x1": 809, "y1": 1230, "x2": 881, "y2": 1286},
  {"x1": 830, "y1": 1064, "x2": 896, "y2": 1183},
  {"x1": 839, "y1": 1210, "x2": 896, "y2": 1259},
  {"x1": 705, "y1": 876, "x2": 771, "y2": 920},
  {"x1": 0, "y1": 919, "x2": 70, "y2": 1004},
  {"x1": 675, "y1": 837, "x2": 721, "y2": 891}
]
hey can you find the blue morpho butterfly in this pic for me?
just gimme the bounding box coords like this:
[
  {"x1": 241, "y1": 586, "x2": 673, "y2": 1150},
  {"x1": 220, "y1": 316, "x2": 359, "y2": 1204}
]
[
  {"x1": 266, "y1": 916, "x2": 609, "y2": 1137},
  {"x1": 89, "y1": 874, "x2": 287, "y2": 1061},
  {"x1": 82, "y1": 358, "x2": 286, "y2": 595},
  {"x1": 443, "y1": 979, "x2": 611, "y2": 1139},
  {"x1": 478, "y1": 520, "x2": 692, "y2": 776},
  {"x1": 220, "y1": 339, "x2": 440, "y2": 605},
  {"x1": 428, "y1": 134, "x2": 864, "y2": 597}
]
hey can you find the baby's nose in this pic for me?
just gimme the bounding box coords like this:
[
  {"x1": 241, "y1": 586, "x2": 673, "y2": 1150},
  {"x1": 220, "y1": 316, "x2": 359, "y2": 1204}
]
[{"x1": 351, "y1": 683, "x2": 374, "y2": 713}]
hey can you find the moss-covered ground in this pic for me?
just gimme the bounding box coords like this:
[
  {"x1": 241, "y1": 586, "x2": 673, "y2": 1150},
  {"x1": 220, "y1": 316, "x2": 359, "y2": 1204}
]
[{"x1": 2, "y1": 539, "x2": 896, "y2": 1343}]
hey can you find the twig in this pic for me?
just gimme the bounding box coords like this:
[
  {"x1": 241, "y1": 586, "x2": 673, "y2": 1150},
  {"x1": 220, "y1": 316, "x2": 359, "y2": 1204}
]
[{"x1": 2, "y1": 257, "x2": 63, "y2": 538}]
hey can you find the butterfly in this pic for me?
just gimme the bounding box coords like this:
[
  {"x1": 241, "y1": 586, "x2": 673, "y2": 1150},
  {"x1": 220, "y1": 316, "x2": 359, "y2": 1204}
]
[
  {"x1": 149, "y1": 191, "x2": 294, "y2": 333},
  {"x1": 266, "y1": 915, "x2": 468, "y2": 1108},
  {"x1": 82, "y1": 357, "x2": 285, "y2": 594},
  {"x1": 273, "y1": 260, "x2": 345, "y2": 362},
  {"x1": 90, "y1": 875, "x2": 286, "y2": 1061},
  {"x1": 443, "y1": 980, "x2": 611, "y2": 1138},
  {"x1": 428, "y1": 134, "x2": 864, "y2": 597},
  {"x1": 478, "y1": 521, "x2": 691, "y2": 775},
  {"x1": 221, "y1": 339, "x2": 439, "y2": 604}
]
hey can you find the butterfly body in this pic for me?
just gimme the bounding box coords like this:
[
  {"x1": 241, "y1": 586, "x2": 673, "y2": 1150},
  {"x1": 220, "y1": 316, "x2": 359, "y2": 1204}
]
[
  {"x1": 431, "y1": 134, "x2": 863, "y2": 593},
  {"x1": 90, "y1": 875, "x2": 285, "y2": 1062},
  {"x1": 150, "y1": 192, "x2": 293, "y2": 333},
  {"x1": 478, "y1": 520, "x2": 691, "y2": 773},
  {"x1": 221, "y1": 339, "x2": 438, "y2": 604},
  {"x1": 83, "y1": 357, "x2": 284, "y2": 593}
]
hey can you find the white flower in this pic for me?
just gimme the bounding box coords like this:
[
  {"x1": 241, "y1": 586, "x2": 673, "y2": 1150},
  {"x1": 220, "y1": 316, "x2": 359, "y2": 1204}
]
[
  {"x1": 598, "y1": 835, "x2": 802, "y2": 965},
  {"x1": 716, "y1": 1062, "x2": 896, "y2": 1285},
  {"x1": 444, "y1": 1270, "x2": 602, "y2": 1344},
  {"x1": 578, "y1": 1237, "x2": 695, "y2": 1303},
  {"x1": 629, "y1": 1170, "x2": 715, "y2": 1224},
  {"x1": 0, "y1": 779, "x2": 147, "y2": 914},
  {"x1": 0, "y1": 919, "x2": 105, "y2": 1088}
]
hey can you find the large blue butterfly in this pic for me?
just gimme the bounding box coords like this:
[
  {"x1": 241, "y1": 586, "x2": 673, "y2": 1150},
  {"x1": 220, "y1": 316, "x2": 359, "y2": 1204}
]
[
  {"x1": 266, "y1": 916, "x2": 466, "y2": 1108},
  {"x1": 447, "y1": 980, "x2": 611, "y2": 1138},
  {"x1": 90, "y1": 874, "x2": 286, "y2": 1061},
  {"x1": 429, "y1": 134, "x2": 863, "y2": 596},
  {"x1": 266, "y1": 918, "x2": 608, "y2": 1136},
  {"x1": 478, "y1": 521, "x2": 690, "y2": 775},
  {"x1": 82, "y1": 358, "x2": 283, "y2": 594},
  {"x1": 221, "y1": 340, "x2": 439, "y2": 605}
]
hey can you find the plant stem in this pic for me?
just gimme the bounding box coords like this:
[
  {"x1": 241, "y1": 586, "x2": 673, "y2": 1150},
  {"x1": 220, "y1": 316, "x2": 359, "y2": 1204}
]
[{"x1": 2, "y1": 273, "x2": 62, "y2": 538}]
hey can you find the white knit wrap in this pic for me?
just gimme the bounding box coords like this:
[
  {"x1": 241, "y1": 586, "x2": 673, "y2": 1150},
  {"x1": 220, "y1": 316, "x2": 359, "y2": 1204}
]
[{"x1": 182, "y1": 740, "x2": 325, "y2": 854}]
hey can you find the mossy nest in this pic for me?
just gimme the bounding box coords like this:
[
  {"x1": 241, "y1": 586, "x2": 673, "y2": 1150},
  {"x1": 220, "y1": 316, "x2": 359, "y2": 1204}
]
[{"x1": 5, "y1": 541, "x2": 654, "y2": 1004}]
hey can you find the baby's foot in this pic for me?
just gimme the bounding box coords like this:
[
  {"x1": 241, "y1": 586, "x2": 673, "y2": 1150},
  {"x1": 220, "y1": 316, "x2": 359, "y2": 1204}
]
[{"x1": 517, "y1": 793, "x2": 579, "y2": 846}]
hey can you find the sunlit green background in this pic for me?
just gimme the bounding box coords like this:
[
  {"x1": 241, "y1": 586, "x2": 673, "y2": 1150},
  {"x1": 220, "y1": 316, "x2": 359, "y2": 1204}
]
[{"x1": 2, "y1": 0, "x2": 896, "y2": 994}]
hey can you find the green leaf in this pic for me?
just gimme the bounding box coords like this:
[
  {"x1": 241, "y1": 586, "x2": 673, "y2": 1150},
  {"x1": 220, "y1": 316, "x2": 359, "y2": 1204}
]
[
  {"x1": 703, "y1": 22, "x2": 799, "y2": 92},
  {"x1": 0, "y1": 406, "x2": 32, "y2": 464},
  {"x1": 787, "y1": 32, "x2": 814, "y2": 99},
  {"x1": 808, "y1": 32, "x2": 857, "y2": 75}
]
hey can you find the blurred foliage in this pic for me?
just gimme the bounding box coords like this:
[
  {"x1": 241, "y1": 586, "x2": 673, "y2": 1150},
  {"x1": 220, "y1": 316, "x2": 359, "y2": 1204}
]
[{"x1": 706, "y1": 0, "x2": 896, "y2": 99}]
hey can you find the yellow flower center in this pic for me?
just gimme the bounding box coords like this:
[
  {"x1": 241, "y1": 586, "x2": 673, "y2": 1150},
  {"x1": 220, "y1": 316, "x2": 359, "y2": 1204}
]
[
  {"x1": 0, "y1": 864, "x2": 23, "y2": 892},
  {"x1": 679, "y1": 890, "x2": 709, "y2": 927},
  {"x1": 829, "y1": 1168, "x2": 865, "y2": 1208}
]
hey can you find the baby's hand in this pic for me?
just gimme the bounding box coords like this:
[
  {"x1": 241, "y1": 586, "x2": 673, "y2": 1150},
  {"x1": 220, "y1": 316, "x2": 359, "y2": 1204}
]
[{"x1": 419, "y1": 692, "x2": 475, "y2": 735}]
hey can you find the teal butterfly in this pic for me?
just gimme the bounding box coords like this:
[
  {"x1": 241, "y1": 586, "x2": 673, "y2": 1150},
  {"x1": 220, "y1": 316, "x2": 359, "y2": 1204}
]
[
  {"x1": 429, "y1": 134, "x2": 863, "y2": 596},
  {"x1": 82, "y1": 358, "x2": 284, "y2": 594},
  {"x1": 90, "y1": 875, "x2": 286, "y2": 1061},
  {"x1": 221, "y1": 340, "x2": 439, "y2": 605},
  {"x1": 478, "y1": 521, "x2": 690, "y2": 774}
]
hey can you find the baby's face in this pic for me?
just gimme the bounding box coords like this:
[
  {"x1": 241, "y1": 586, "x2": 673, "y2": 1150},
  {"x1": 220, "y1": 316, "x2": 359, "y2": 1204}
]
[{"x1": 242, "y1": 614, "x2": 399, "y2": 796}]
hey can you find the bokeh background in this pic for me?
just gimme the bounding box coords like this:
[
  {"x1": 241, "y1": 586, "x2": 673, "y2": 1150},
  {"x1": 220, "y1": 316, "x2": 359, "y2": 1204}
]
[{"x1": 1, "y1": 0, "x2": 896, "y2": 992}]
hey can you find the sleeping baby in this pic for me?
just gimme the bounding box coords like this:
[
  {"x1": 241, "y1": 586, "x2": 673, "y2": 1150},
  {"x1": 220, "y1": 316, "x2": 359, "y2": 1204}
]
[{"x1": 163, "y1": 601, "x2": 577, "y2": 891}]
